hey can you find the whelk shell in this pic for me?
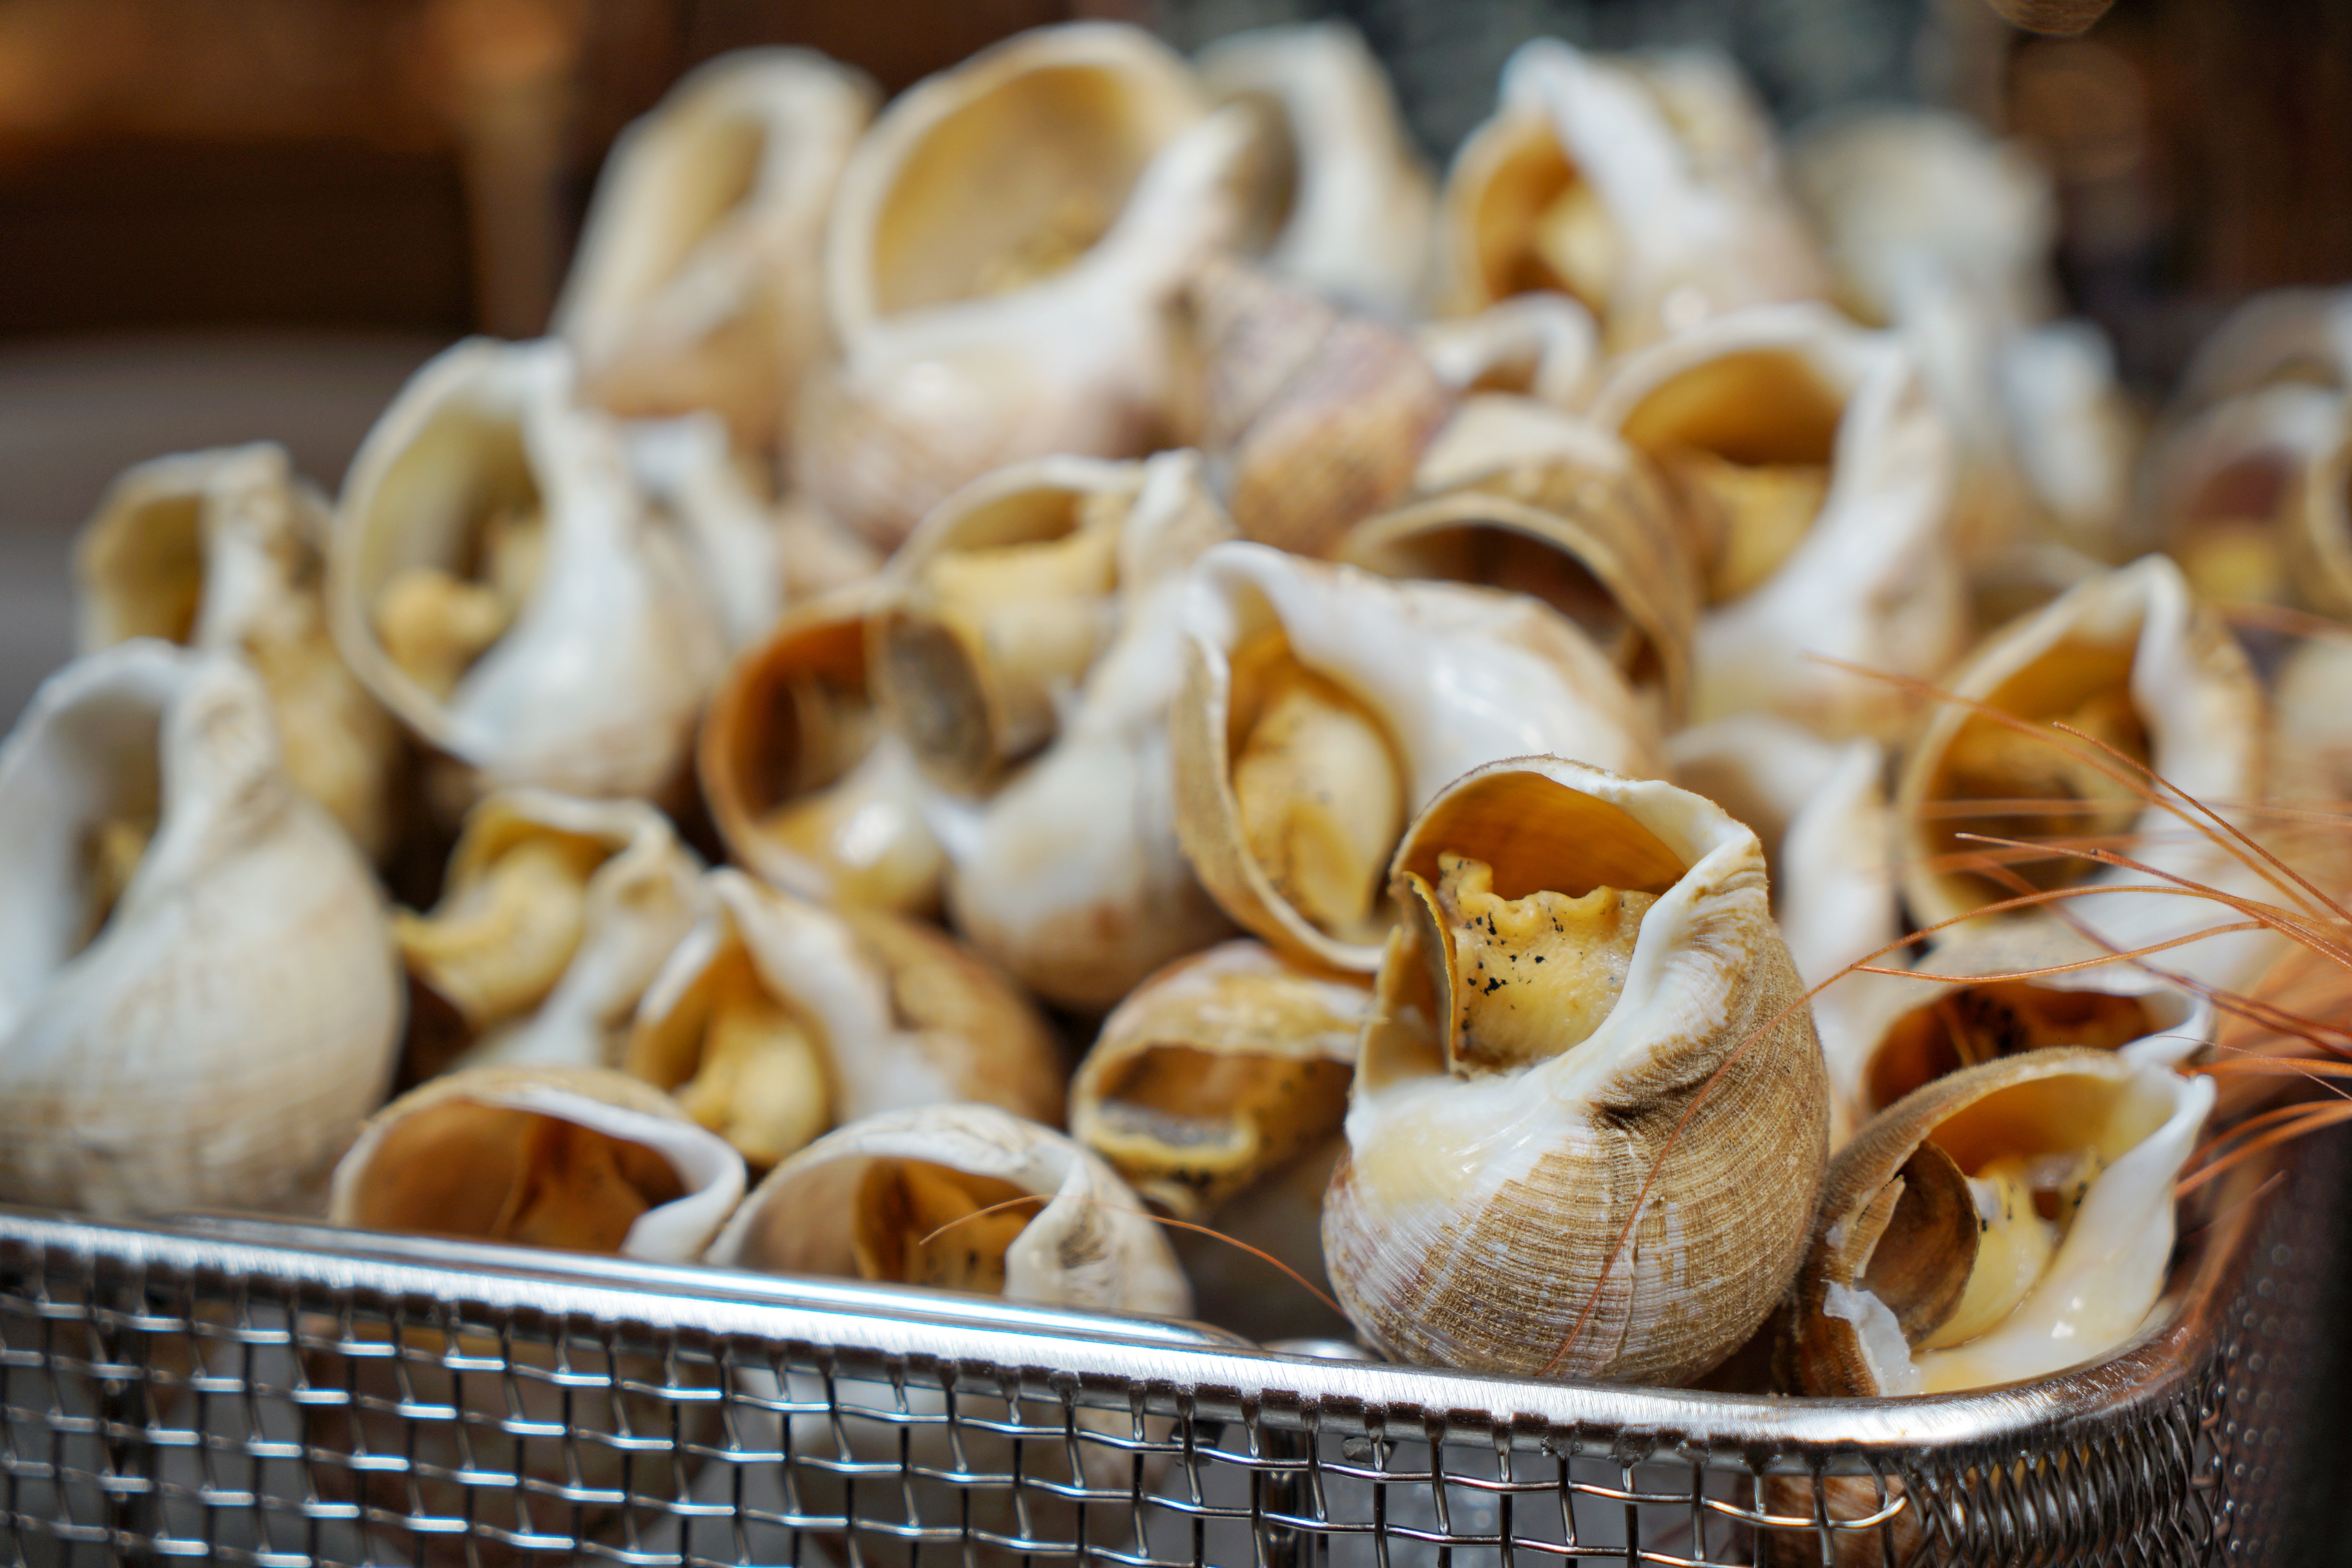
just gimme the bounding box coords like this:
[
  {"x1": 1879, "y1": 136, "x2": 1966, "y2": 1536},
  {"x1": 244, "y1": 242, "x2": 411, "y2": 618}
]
[
  {"x1": 329, "y1": 338, "x2": 727, "y2": 800},
  {"x1": 698, "y1": 587, "x2": 944, "y2": 915},
  {"x1": 1436, "y1": 40, "x2": 1825, "y2": 351},
  {"x1": 2148, "y1": 375, "x2": 2350, "y2": 614},
  {"x1": 555, "y1": 49, "x2": 875, "y2": 451},
  {"x1": 1592, "y1": 303, "x2": 1964, "y2": 737},
  {"x1": 1172, "y1": 540, "x2": 1662, "y2": 973},
  {"x1": 1322, "y1": 757, "x2": 1827, "y2": 1384},
  {"x1": 0, "y1": 642, "x2": 401, "y2": 1216},
  {"x1": 1416, "y1": 292, "x2": 1600, "y2": 409},
  {"x1": 798, "y1": 23, "x2": 1244, "y2": 549},
  {"x1": 1893, "y1": 555, "x2": 2275, "y2": 991},
  {"x1": 624, "y1": 868, "x2": 1065, "y2": 1171},
  {"x1": 902, "y1": 451, "x2": 1239, "y2": 1009},
  {"x1": 75, "y1": 442, "x2": 397, "y2": 858},
  {"x1": 1186, "y1": 256, "x2": 1454, "y2": 557},
  {"x1": 329, "y1": 1064, "x2": 745, "y2": 1262},
  {"x1": 394, "y1": 788, "x2": 700, "y2": 1079},
  {"x1": 1783, "y1": 1048, "x2": 2211, "y2": 1398},
  {"x1": 1338, "y1": 392, "x2": 1698, "y2": 726},
  {"x1": 1195, "y1": 22, "x2": 1434, "y2": 315}
]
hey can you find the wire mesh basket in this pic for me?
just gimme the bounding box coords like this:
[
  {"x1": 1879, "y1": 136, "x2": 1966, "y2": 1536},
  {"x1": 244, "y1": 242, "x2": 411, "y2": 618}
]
[{"x1": 2, "y1": 1125, "x2": 2342, "y2": 1568}]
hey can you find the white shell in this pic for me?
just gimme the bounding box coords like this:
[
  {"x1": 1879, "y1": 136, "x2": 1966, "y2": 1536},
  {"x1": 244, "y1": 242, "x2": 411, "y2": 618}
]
[
  {"x1": 75, "y1": 442, "x2": 397, "y2": 858},
  {"x1": 329, "y1": 338, "x2": 729, "y2": 799},
  {"x1": 555, "y1": 48, "x2": 875, "y2": 448},
  {"x1": 1440, "y1": 39, "x2": 1826, "y2": 348},
  {"x1": 1196, "y1": 22, "x2": 1434, "y2": 315},
  {"x1": 622, "y1": 413, "x2": 788, "y2": 650},
  {"x1": 425, "y1": 789, "x2": 703, "y2": 1073},
  {"x1": 329, "y1": 1066, "x2": 746, "y2": 1262},
  {"x1": 0, "y1": 642, "x2": 402, "y2": 1215},
  {"x1": 919, "y1": 451, "x2": 1241, "y2": 1009},
  {"x1": 800, "y1": 24, "x2": 1243, "y2": 549},
  {"x1": 1592, "y1": 303, "x2": 1965, "y2": 738},
  {"x1": 1416, "y1": 294, "x2": 1601, "y2": 409},
  {"x1": 1896, "y1": 555, "x2": 2277, "y2": 994},
  {"x1": 707, "y1": 1102, "x2": 1192, "y2": 1318}
]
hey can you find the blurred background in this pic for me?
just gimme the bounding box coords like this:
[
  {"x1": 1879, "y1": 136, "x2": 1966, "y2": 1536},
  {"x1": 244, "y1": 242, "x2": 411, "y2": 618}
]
[{"x1": 1, "y1": 0, "x2": 2347, "y2": 722}]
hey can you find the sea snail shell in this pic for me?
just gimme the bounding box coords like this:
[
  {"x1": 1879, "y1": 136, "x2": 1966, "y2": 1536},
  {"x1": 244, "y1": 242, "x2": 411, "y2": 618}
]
[
  {"x1": 697, "y1": 587, "x2": 944, "y2": 916},
  {"x1": 329, "y1": 1065, "x2": 746, "y2": 1262},
  {"x1": 1321, "y1": 757, "x2": 1827, "y2": 1384},
  {"x1": 798, "y1": 23, "x2": 1245, "y2": 550},
  {"x1": 897, "y1": 451, "x2": 1241, "y2": 1010},
  {"x1": 1893, "y1": 555, "x2": 2273, "y2": 993},
  {"x1": 1783, "y1": 1048, "x2": 2210, "y2": 1398},
  {"x1": 1338, "y1": 393, "x2": 1699, "y2": 727},
  {"x1": 0, "y1": 642, "x2": 402, "y2": 1217},
  {"x1": 1592, "y1": 302, "x2": 1965, "y2": 739},
  {"x1": 706, "y1": 1102, "x2": 1190, "y2": 1319},
  {"x1": 1171, "y1": 540, "x2": 1662, "y2": 973},
  {"x1": 395, "y1": 788, "x2": 702, "y2": 1079},
  {"x1": 329, "y1": 337, "x2": 727, "y2": 802},
  {"x1": 624, "y1": 868, "x2": 1065, "y2": 1171},
  {"x1": 555, "y1": 49, "x2": 875, "y2": 451},
  {"x1": 75, "y1": 442, "x2": 397, "y2": 858}
]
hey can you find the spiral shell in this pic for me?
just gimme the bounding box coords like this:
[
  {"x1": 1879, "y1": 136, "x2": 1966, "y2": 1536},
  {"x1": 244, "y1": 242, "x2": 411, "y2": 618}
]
[
  {"x1": 75, "y1": 442, "x2": 397, "y2": 857},
  {"x1": 625, "y1": 867, "x2": 1065, "y2": 1171},
  {"x1": 1593, "y1": 304, "x2": 1964, "y2": 737},
  {"x1": 1172, "y1": 541, "x2": 1661, "y2": 973},
  {"x1": 698, "y1": 587, "x2": 943, "y2": 915},
  {"x1": 328, "y1": 338, "x2": 727, "y2": 801},
  {"x1": 1322, "y1": 756, "x2": 1827, "y2": 1384},
  {"x1": 396, "y1": 788, "x2": 701, "y2": 1078},
  {"x1": 555, "y1": 49, "x2": 875, "y2": 449},
  {"x1": 1782, "y1": 1048, "x2": 2210, "y2": 1398},
  {"x1": 797, "y1": 23, "x2": 1244, "y2": 549},
  {"x1": 0, "y1": 643, "x2": 401, "y2": 1216}
]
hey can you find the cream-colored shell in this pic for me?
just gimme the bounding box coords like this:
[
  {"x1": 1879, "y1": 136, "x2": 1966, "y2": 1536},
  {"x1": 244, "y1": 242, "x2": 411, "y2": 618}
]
[
  {"x1": 1322, "y1": 757, "x2": 1827, "y2": 1384},
  {"x1": 706, "y1": 1102, "x2": 1190, "y2": 1317},
  {"x1": 416, "y1": 788, "x2": 703, "y2": 1073},
  {"x1": 1173, "y1": 541, "x2": 1662, "y2": 973},
  {"x1": 1195, "y1": 22, "x2": 1433, "y2": 315},
  {"x1": 329, "y1": 338, "x2": 728, "y2": 800},
  {"x1": 75, "y1": 442, "x2": 397, "y2": 858},
  {"x1": 0, "y1": 642, "x2": 402, "y2": 1216},
  {"x1": 908, "y1": 451, "x2": 1241, "y2": 1009},
  {"x1": 621, "y1": 414, "x2": 789, "y2": 651},
  {"x1": 697, "y1": 587, "x2": 942, "y2": 915},
  {"x1": 2171, "y1": 286, "x2": 2352, "y2": 414},
  {"x1": 1339, "y1": 393, "x2": 1698, "y2": 727},
  {"x1": 1437, "y1": 39, "x2": 1826, "y2": 349},
  {"x1": 1593, "y1": 303, "x2": 1965, "y2": 738},
  {"x1": 1070, "y1": 938, "x2": 1367, "y2": 1217},
  {"x1": 2270, "y1": 633, "x2": 2352, "y2": 896},
  {"x1": 1416, "y1": 293, "x2": 1601, "y2": 409},
  {"x1": 328, "y1": 1065, "x2": 746, "y2": 1262},
  {"x1": 555, "y1": 49, "x2": 875, "y2": 449},
  {"x1": 1668, "y1": 716, "x2": 1909, "y2": 1149},
  {"x1": 1894, "y1": 556, "x2": 2276, "y2": 993},
  {"x1": 626, "y1": 866, "x2": 1066, "y2": 1131},
  {"x1": 2148, "y1": 380, "x2": 2350, "y2": 611},
  {"x1": 1785, "y1": 1049, "x2": 2211, "y2": 1398},
  {"x1": 798, "y1": 24, "x2": 1241, "y2": 549}
]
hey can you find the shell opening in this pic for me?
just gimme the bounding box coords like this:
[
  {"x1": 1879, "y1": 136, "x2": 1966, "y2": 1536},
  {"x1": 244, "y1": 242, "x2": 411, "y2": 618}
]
[
  {"x1": 878, "y1": 496, "x2": 1122, "y2": 785},
  {"x1": 626, "y1": 944, "x2": 833, "y2": 1171},
  {"x1": 1089, "y1": 1043, "x2": 1352, "y2": 1209},
  {"x1": 1465, "y1": 115, "x2": 1617, "y2": 313},
  {"x1": 345, "y1": 1100, "x2": 688, "y2": 1254},
  {"x1": 86, "y1": 491, "x2": 207, "y2": 645},
  {"x1": 2174, "y1": 452, "x2": 2295, "y2": 604},
  {"x1": 1226, "y1": 629, "x2": 1408, "y2": 946},
  {"x1": 1358, "y1": 518, "x2": 1647, "y2": 684},
  {"x1": 1867, "y1": 983, "x2": 2158, "y2": 1114},
  {"x1": 372, "y1": 480, "x2": 547, "y2": 702},
  {"x1": 870, "y1": 62, "x2": 1187, "y2": 315},
  {"x1": 851, "y1": 1157, "x2": 1034, "y2": 1295},
  {"x1": 1618, "y1": 350, "x2": 1843, "y2": 604},
  {"x1": 76, "y1": 814, "x2": 156, "y2": 955},
  {"x1": 395, "y1": 829, "x2": 613, "y2": 1034},
  {"x1": 1223, "y1": 90, "x2": 1302, "y2": 259},
  {"x1": 1924, "y1": 638, "x2": 2151, "y2": 904}
]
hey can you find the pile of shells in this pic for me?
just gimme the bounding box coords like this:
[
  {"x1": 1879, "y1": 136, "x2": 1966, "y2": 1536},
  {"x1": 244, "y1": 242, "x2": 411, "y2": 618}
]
[{"x1": 6, "y1": 19, "x2": 2347, "y2": 1435}]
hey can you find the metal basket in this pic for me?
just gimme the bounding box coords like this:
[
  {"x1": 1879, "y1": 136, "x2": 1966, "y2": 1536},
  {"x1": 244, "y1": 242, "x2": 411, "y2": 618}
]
[{"x1": 2, "y1": 1126, "x2": 2342, "y2": 1568}]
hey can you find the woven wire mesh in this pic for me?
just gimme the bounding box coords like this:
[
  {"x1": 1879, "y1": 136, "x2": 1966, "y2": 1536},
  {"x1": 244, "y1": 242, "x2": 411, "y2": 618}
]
[{"x1": 2, "y1": 1129, "x2": 2341, "y2": 1568}]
